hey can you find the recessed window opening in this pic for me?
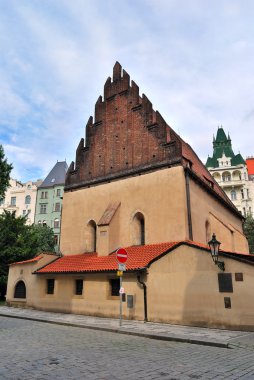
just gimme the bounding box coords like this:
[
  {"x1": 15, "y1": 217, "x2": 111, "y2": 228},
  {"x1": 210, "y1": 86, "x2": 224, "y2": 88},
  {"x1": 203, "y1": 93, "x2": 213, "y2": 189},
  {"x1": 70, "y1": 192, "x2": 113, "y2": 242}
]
[
  {"x1": 47, "y1": 279, "x2": 55, "y2": 294},
  {"x1": 14, "y1": 281, "x2": 26, "y2": 299},
  {"x1": 110, "y1": 279, "x2": 120, "y2": 296},
  {"x1": 87, "y1": 220, "x2": 97, "y2": 252},
  {"x1": 133, "y1": 212, "x2": 145, "y2": 246},
  {"x1": 75, "y1": 280, "x2": 83, "y2": 295}
]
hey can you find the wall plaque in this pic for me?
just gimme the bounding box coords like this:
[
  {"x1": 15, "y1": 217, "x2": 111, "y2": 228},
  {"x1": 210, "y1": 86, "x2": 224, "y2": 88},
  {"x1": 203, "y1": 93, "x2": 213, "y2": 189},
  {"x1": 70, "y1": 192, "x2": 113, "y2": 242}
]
[{"x1": 218, "y1": 273, "x2": 233, "y2": 293}]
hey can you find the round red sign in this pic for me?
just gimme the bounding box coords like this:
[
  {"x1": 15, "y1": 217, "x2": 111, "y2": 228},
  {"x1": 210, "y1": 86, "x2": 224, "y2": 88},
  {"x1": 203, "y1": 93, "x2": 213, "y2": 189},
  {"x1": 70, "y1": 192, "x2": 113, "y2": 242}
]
[{"x1": 116, "y1": 248, "x2": 128, "y2": 264}]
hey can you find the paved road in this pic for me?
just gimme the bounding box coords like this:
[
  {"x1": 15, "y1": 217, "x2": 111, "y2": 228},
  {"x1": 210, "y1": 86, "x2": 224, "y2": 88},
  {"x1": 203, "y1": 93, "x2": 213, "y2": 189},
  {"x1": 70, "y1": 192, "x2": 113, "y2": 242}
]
[{"x1": 1, "y1": 317, "x2": 254, "y2": 379}]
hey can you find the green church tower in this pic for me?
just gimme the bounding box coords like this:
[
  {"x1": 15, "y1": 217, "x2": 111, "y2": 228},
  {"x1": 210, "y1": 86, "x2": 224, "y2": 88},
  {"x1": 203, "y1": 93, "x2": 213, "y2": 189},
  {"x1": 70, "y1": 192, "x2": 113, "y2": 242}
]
[{"x1": 206, "y1": 127, "x2": 252, "y2": 217}]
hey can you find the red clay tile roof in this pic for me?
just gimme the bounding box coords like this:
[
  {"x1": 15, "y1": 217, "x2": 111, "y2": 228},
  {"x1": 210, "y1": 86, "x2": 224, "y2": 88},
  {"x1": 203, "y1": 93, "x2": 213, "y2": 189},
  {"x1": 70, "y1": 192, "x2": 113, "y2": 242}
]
[
  {"x1": 246, "y1": 158, "x2": 254, "y2": 175},
  {"x1": 181, "y1": 140, "x2": 237, "y2": 210},
  {"x1": 10, "y1": 255, "x2": 44, "y2": 266},
  {"x1": 34, "y1": 241, "x2": 252, "y2": 274}
]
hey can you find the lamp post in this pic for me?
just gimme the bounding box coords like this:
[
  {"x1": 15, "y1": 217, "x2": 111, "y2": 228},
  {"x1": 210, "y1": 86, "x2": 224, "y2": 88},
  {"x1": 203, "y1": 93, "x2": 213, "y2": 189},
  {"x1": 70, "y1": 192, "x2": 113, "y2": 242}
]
[{"x1": 208, "y1": 233, "x2": 225, "y2": 271}]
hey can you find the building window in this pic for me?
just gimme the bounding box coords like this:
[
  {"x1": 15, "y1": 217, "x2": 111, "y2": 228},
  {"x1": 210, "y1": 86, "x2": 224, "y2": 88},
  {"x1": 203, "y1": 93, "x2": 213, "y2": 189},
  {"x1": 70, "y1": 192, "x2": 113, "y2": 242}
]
[
  {"x1": 40, "y1": 204, "x2": 47, "y2": 214},
  {"x1": 110, "y1": 279, "x2": 120, "y2": 296},
  {"x1": 43, "y1": 220, "x2": 47, "y2": 226},
  {"x1": 56, "y1": 189, "x2": 61, "y2": 197},
  {"x1": 247, "y1": 189, "x2": 249, "y2": 198},
  {"x1": 55, "y1": 203, "x2": 61, "y2": 212},
  {"x1": 241, "y1": 189, "x2": 244, "y2": 199},
  {"x1": 41, "y1": 191, "x2": 48, "y2": 199},
  {"x1": 243, "y1": 207, "x2": 246, "y2": 217},
  {"x1": 54, "y1": 218, "x2": 60, "y2": 228},
  {"x1": 75, "y1": 280, "x2": 83, "y2": 295},
  {"x1": 54, "y1": 235, "x2": 58, "y2": 245},
  {"x1": 47, "y1": 279, "x2": 55, "y2": 294},
  {"x1": 25, "y1": 195, "x2": 31, "y2": 204},
  {"x1": 14, "y1": 281, "x2": 26, "y2": 299},
  {"x1": 86, "y1": 220, "x2": 97, "y2": 252},
  {"x1": 0, "y1": 198, "x2": 4, "y2": 206},
  {"x1": 11, "y1": 197, "x2": 16, "y2": 206},
  {"x1": 222, "y1": 173, "x2": 231, "y2": 182},
  {"x1": 231, "y1": 190, "x2": 237, "y2": 201},
  {"x1": 132, "y1": 212, "x2": 145, "y2": 245}
]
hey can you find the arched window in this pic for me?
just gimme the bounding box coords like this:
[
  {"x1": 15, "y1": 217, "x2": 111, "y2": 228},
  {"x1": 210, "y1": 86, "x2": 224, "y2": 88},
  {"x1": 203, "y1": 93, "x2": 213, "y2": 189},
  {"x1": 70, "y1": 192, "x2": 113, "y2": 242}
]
[
  {"x1": 14, "y1": 281, "x2": 26, "y2": 299},
  {"x1": 25, "y1": 195, "x2": 31, "y2": 204},
  {"x1": 86, "y1": 220, "x2": 97, "y2": 252},
  {"x1": 231, "y1": 190, "x2": 237, "y2": 201},
  {"x1": 222, "y1": 172, "x2": 231, "y2": 182},
  {"x1": 54, "y1": 218, "x2": 60, "y2": 228},
  {"x1": 43, "y1": 220, "x2": 47, "y2": 226},
  {"x1": 132, "y1": 212, "x2": 145, "y2": 246}
]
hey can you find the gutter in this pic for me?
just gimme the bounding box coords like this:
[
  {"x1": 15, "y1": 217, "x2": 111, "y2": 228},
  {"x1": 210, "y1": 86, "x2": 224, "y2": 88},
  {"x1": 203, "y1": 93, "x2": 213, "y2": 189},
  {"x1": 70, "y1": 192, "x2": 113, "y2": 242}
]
[
  {"x1": 137, "y1": 271, "x2": 148, "y2": 322},
  {"x1": 185, "y1": 170, "x2": 193, "y2": 240}
]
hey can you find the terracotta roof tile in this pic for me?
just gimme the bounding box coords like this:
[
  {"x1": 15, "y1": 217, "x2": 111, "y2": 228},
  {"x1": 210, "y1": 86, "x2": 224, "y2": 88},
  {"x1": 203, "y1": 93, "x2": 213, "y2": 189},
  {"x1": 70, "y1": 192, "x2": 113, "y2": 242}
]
[
  {"x1": 10, "y1": 255, "x2": 44, "y2": 266},
  {"x1": 34, "y1": 241, "x2": 252, "y2": 274}
]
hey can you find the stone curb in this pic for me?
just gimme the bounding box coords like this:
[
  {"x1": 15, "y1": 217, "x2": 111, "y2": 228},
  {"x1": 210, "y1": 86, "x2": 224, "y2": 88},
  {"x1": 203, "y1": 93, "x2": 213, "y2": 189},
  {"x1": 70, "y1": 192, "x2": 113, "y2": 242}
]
[{"x1": 0, "y1": 313, "x2": 229, "y2": 349}]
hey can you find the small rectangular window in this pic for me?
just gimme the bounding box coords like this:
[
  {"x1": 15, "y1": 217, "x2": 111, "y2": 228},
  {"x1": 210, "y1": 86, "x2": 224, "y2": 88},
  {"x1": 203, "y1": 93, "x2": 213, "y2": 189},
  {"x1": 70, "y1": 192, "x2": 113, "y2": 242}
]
[
  {"x1": 45, "y1": 191, "x2": 48, "y2": 199},
  {"x1": 75, "y1": 280, "x2": 83, "y2": 295},
  {"x1": 56, "y1": 189, "x2": 61, "y2": 197},
  {"x1": 40, "y1": 204, "x2": 47, "y2": 214},
  {"x1": 47, "y1": 279, "x2": 55, "y2": 294},
  {"x1": 11, "y1": 197, "x2": 16, "y2": 206},
  {"x1": 41, "y1": 192, "x2": 44, "y2": 199},
  {"x1": 54, "y1": 235, "x2": 58, "y2": 245},
  {"x1": 55, "y1": 203, "x2": 61, "y2": 212},
  {"x1": 110, "y1": 279, "x2": 120, "y2": 296}
]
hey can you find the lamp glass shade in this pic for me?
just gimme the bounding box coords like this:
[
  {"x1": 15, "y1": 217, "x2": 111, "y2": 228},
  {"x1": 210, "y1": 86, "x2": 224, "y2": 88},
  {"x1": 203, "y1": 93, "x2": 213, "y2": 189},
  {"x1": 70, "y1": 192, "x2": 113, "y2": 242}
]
[{"x1": 208, "y1": 233, "x2": 221, "y2": 261}]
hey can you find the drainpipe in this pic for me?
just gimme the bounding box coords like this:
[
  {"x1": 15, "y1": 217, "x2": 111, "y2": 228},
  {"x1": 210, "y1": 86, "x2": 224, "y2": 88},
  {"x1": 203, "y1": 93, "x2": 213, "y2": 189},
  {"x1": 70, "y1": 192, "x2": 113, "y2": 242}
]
[
  {"x1": 185, "y1": 169, "x2": 193, "y2": 240},
  {"x1": 137, "y1": 271, "x2": 148, "y2": 322}
]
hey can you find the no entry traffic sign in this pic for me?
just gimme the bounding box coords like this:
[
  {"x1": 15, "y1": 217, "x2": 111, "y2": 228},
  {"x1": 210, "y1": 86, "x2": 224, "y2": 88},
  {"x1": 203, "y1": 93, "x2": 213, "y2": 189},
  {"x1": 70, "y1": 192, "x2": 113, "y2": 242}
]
[{"x1": 116, "y1": 247, "x2": 128, "y2": 264}]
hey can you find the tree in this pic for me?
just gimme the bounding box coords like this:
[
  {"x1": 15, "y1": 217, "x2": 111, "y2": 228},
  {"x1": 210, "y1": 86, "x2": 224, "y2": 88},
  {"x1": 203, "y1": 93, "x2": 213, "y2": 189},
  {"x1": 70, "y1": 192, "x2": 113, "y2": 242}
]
[
  {"x1": 0, "y1": 211, "x2": 55, "y2": 299},
  {"x1": 0, "y1": 145, "x2": 13, "y2": 200},
  {"x1": 243, "y1": 214, "x2": 254, "y2": 254}
]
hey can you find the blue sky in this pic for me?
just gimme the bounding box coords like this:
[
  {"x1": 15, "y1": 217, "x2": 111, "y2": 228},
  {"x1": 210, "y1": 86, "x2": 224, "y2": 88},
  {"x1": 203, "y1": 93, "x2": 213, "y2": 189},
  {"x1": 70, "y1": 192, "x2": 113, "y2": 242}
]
[{"x1": 1, "y1": 0, "x2": 254, "y2": 182}]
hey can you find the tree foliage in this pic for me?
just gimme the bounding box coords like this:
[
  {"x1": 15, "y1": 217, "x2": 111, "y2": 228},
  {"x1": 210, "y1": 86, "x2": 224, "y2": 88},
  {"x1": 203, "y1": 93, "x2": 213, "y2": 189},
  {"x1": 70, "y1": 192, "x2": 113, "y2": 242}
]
[
  {"x1": 243, "y1": 214, "x2": 254, "y2": 254},
  {"x1": 0, "y1": 145, "x2": 13, "y2": 200},
  {"x1": 0, "y1": 211, "x2": 55, "y2": 297}
]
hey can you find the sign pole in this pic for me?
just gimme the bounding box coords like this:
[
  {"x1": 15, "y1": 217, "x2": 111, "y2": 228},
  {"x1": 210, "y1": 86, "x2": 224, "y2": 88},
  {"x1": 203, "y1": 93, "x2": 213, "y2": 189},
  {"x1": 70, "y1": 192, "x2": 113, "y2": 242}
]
[
  {"x1": 116, "y1": 248, "x2": 128, "y2": 328},
  {"x1": 119, "y1": 275, "x2": 123, "y2": 327}
]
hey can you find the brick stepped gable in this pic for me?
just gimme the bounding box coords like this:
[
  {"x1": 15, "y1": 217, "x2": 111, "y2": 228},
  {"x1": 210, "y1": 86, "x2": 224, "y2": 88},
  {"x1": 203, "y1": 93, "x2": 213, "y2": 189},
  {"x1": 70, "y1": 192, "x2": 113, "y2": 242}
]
[{"x1": 65, "y1": 62, "x2": 182, "y2": 190}]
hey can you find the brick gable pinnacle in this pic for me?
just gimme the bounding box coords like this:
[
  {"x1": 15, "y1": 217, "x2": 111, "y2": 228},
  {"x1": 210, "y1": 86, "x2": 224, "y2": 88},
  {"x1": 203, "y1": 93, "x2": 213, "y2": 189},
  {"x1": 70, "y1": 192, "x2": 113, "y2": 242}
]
[{"x1": 65, "y1": 62, "x2": 182, "y2": 190}]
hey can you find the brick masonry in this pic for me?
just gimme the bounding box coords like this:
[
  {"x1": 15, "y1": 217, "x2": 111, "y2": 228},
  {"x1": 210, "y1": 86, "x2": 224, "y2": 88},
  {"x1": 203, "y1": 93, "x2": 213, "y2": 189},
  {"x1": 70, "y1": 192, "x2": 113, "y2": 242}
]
[{"x1": 65, "y1": 62, "x2": 182, "y2": 190}]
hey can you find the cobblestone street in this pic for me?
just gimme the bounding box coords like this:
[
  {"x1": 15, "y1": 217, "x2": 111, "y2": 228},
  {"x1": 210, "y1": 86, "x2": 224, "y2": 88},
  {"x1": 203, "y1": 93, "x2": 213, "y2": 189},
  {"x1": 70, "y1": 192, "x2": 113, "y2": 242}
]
[{"x1": 1, "y1": 317, "x2": 254, "y2": 379}]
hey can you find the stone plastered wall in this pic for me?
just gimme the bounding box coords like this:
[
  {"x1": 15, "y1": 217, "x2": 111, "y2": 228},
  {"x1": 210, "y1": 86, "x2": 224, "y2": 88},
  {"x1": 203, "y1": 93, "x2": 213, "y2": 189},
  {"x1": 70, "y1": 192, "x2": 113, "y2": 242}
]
[
  {"x1": 189, "y1": 177, "x2": 248, "y2": 253},
  {"x1": 147, "y1": 245, "x2": 254, "y2": 329},
  {"x1": 61, "y1": 166, "x2": 188, "y2": 256},
  {"x1": 6, "y1": 245, "x2": 254, "y2": 329}
]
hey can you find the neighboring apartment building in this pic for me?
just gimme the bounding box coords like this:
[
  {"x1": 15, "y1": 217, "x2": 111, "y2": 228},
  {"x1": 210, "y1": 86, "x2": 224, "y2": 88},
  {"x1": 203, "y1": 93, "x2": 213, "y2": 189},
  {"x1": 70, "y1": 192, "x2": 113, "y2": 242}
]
[
  {"x1": 34, "y1": 161, "x2": 68, "y2": 251},
  {"x1": 0, "y1": 178, "x2": 42, "y2": 224},
  {"x1": 246, "y1": 157, "x2": 254, "y2": 181},
  {"x1": 206, "y1": 127, "x2": 254, "y2": 217}
]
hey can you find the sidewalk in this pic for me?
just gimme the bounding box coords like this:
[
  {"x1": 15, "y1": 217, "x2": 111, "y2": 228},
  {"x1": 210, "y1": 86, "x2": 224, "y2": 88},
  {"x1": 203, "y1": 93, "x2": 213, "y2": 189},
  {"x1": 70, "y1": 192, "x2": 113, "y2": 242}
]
[{"x1": 1, "y1": 305, "x2": 254, "y2": 349}]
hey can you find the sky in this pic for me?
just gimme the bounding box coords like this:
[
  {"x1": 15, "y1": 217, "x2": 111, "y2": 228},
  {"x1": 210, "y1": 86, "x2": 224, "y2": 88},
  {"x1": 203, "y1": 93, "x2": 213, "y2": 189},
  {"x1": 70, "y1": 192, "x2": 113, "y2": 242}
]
[{"x1": 1, "y1": 0, "x2": 254, "y2": 182}]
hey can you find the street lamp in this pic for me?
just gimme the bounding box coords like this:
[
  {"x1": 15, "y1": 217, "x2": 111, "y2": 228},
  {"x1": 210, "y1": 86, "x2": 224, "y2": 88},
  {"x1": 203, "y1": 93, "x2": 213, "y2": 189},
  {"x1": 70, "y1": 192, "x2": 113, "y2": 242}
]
[{"x1": 208, "y1": 233, "x2": 225, "y2": 271}]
